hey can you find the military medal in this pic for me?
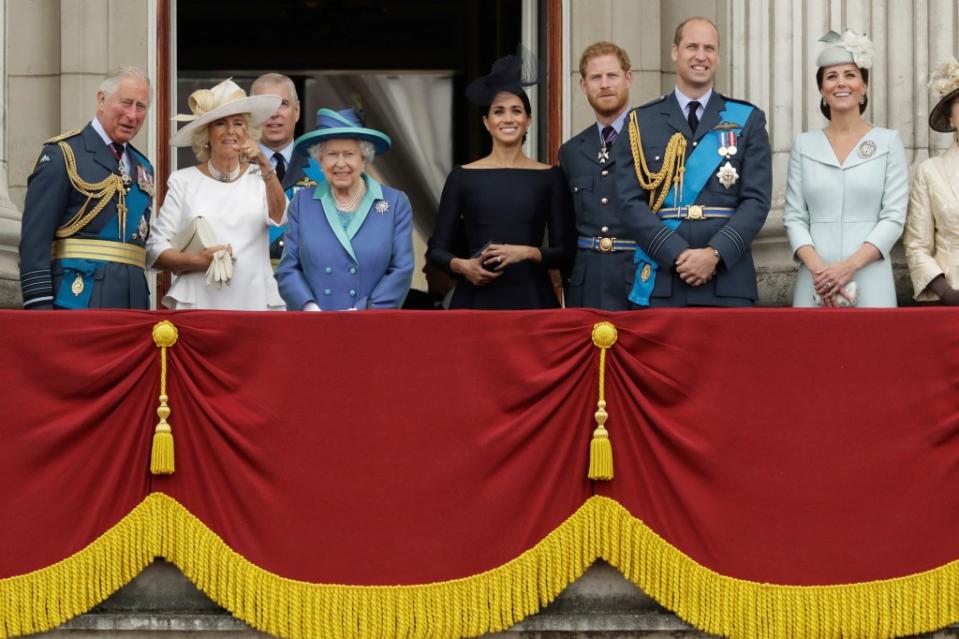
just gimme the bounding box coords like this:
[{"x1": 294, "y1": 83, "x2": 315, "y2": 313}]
[
  {"x1": 640, "y1": 263, "x2": 652, "y2": 283},
  {"x1": 71, "y1": 273, "x2": 84, "y2": 296},
  {"x1": 714, "y1": 122, "x2": 741, "y2": 158},
  {"x1": 137, "y1": 166, "x2": 155, "y2": 196},
  {"x1": 134, "y1": 215, "x2": 149, "y2": 241},
  {"x1": 716, "y1": 161, "x2": 740, "y2": 190},
  {"x1": 597, "y1": 146, "x2": 610, "y2": 164}
]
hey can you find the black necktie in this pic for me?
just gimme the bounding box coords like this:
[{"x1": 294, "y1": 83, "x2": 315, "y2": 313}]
[
  {"x1": 273, "y1": 152, "x2": 287, "y2": 182},
  {"x1": 601, "y1": 125, "x2": 617, "y2": 147},
  {"x1": 687, "y1": 101, "x2": 701, "y2": 134}
]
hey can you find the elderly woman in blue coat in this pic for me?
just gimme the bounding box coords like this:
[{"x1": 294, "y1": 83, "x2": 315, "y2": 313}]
[{"x1": 276, "y1": 109, "x2": 413, "y2": 310}]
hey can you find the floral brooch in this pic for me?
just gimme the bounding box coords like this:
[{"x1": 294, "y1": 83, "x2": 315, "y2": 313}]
[{"x1": 374, "y1": 200, "x2": 390, "y2": 215}]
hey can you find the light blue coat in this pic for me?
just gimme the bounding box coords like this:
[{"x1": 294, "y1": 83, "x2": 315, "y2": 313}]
[
  {"x1": 275, "y1": 175, "x2": 414, "y2": 310},
  {"x1": 783, "y1": 127, "x2": 908, "y2": 307}
]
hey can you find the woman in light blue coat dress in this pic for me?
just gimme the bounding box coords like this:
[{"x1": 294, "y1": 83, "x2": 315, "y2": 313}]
[
  {"x1": 275, "y1": 108, "x2": 413, "y2": 310},
  {"x1": 784, "y1": 31, "x2": 907, "y2": 307}
]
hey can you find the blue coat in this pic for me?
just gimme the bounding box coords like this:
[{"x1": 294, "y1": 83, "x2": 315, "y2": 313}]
[
  {"x1": 18, "y1": 123, "x2": 153, "y2": 309},
  {"x1": 612, "y1": 92, "x2": 772, "y2": 306},
  {"x1": 275, "y1": 175, "x2": 414, "y2": 310}
]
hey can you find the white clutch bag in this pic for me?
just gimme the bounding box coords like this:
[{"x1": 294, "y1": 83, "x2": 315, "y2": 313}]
[
  {"x1": 173, "y1": 216, "x2": 219, "y2": 254},
  {"x1": 813, "y1": 281, "x2": 858, "y2": 307}
]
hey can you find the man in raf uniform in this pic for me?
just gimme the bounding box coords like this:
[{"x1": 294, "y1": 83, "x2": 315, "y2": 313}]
[
  {"x1": 613, "y1": 17, "x2": 771, "y2": 307},
  {"x1": 251, "y1": 73, "x2": 311, "y2": 261},
  {"x1": 19, "y1": 65, "x2": 154, "y2": 309},
  {"x1": 560, "y1": 41, "x2": 635, "y2": 310}
]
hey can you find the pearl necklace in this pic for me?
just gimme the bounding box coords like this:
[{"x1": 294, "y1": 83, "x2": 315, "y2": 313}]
[
  {"x1": 207, "y1": 160, "x2": 241, "y2": 183},
  {"x1": 332, "y1": 181, "x2": 366, "y2": 212}
]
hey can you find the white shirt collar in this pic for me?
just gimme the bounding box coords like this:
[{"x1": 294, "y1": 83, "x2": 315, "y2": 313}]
[
  {"x1": 594, "y1": 108, "x2": 630, "y2": 138},
  {"x1": 91, "y1": 118, "x2": 130, "y2": 167},
  {"x1": 260, "y1": 141, "x2": 294, "y2": 166},
  {"x1": 673, "y1": 87, "x2": 713, "y2": 118}
]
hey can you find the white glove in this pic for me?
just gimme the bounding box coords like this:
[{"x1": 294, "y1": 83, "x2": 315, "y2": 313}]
[{"x1": 205, "y1": 249, "x2": 235, "y2": 288}]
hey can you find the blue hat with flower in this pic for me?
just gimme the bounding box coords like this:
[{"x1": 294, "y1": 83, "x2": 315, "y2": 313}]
[{"x1": 293, "y1": 108, "x2": 392, "y2": 157}]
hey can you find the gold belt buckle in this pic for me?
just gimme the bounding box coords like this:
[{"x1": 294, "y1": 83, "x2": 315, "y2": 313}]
[
  {"x1": 686, "y1": 205, "x2": 705, "y2": 220},
  {"x1": 598, "y1": 237, "x2": 614, "y2": 253}
]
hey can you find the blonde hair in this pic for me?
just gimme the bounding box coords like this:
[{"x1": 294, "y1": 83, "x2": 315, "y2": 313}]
[{"x1": 191, "y1": 113, "x2": 260, "y2": 162}]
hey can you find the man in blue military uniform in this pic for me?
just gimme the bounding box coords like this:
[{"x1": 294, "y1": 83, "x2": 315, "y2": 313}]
[
  {"x1": 19, "y1": 65, "x2": 154, "y2": 309},
  {"x1": 560, "y1": 41, "x2": 635, "y2": 310},
  {"x1": 251, "y1": 73, "x2": 312, "y2": 262},
  {"x1": 613, "y1": 17, "x2": 772, "y2": 307}
]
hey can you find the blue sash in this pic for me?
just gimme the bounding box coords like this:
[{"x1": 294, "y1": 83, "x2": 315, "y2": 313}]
[
  {"x1": 628, "y1": 101, "x2": 754, "y2": 306},
  {"x1": 55, "y1": 157, "x2": 153, "y2": 308}
]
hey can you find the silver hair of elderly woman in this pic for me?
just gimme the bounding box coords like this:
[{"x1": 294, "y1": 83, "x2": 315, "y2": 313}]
[
  {"x1": 99, "y1": 65, "x2": 153, "y2": 104},
  {"x1": 307, "y1": 139, "x2": 377, "y2": 166},
  {"x1": 189, "y1": 114, "x2": 262, "y2": 163}
]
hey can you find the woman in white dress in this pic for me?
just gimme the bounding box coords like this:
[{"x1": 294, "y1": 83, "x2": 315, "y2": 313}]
[
  {"x1": 147, "y1": 79, "x2": 287, "y2": 310},
  {"x1": 904, "y1": 59, "x2": 959, "y2": 305},
  {"x1": 783, "y1": 31, "x2": 908, "y2": 307}
]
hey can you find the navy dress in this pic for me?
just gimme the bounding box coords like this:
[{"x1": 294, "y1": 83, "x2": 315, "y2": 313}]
[{"x1": 428, "y1": 166, "x2": 575, "y2": 310}]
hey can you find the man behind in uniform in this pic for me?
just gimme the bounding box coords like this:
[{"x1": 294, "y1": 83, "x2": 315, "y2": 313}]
[
  {"x1": 19, "y1": 65, "x2": 154, "y2": 310},
  {"x1": 560, "y1": 41, "x2": 636, "y2": 310},
  {"x1": 250, "y1": 73, "x2": 310, "y2": 261},
  {"x1": 613, "y1": 17, "x2": 771, "y2": 307}
]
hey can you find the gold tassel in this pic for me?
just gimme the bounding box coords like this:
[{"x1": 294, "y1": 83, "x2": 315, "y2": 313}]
[
  {"x1": 150, "y1": 321, "x2": 179, "y2": 475},
  {"x1": 588, "y1": 322, "x2": 618, "y2": 481}
]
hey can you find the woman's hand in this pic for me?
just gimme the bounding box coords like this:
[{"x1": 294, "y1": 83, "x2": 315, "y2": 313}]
[
  {"x1": 233, "y1": 133, "x2": 266, "y2": 168},
  {"x1": 192, "y1": 244, "x2": 232, "y2": 271},
  {"x1": 812, "y1": 261, "x2": 856, "y2": 302},
  {"x1": 451, "y1": 257, "x2": 502, "y2": 286},
  {"x1": 480, "y1": 243, "x2": 540, "y2": 271}
]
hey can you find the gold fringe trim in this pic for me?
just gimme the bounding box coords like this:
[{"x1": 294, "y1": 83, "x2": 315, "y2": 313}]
[{"x1": 4, "y1": 494, "x2": 959, "y2": 639}]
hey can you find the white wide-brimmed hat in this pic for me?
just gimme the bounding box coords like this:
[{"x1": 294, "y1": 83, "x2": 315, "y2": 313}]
[
  {"x1": 929, "y1": 58, "x2": 959, "y2": 132},
  {"x1": 170, "y1": 79, "x2": 281, "y2": 147}
]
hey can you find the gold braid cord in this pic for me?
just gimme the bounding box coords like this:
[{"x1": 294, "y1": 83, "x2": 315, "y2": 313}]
[
  {"x1": 588, "y1": 322, "x2": 618, "y2": 481},
  {"x1": 150, "y1": 321, "x2": 178, "y2": 475},
  {"x1": 627, "y1": 110, "x2": 688, "y2": 213},
  {"x1": 54, "y1": 141, "x2": 126, "y2": 238}
]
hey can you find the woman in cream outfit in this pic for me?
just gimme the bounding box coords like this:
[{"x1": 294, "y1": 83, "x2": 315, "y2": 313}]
[
  {"x1": 147, "y1": 79, "x2": 287, "y2": 310},
  {"x1": 784, "y1": 31, "x2": 907, "y2": 307},
  {"x1": 904, "y1": 59, "x2": 959, "y2": 305}
]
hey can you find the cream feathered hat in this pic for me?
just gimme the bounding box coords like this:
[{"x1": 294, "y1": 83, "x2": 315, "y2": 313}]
[
  {"x1": 170, "y1": 79, "x2": 281, "y2": 147},
  {"x1": 928, "y1": 58, "x2": 959, "y2": 132},
  {"x1": 816, "y1": 29, "x2": 874, "y2": 70}
]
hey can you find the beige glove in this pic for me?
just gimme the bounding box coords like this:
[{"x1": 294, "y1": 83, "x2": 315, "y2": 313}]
[{"x1": 205, "y1": 247, "x2": 236, "y2": 288}]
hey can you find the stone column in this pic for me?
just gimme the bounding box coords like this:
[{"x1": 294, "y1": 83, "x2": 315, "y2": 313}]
[{"x1": 0, "y1": 2, "x2": 23, "y2": 307}]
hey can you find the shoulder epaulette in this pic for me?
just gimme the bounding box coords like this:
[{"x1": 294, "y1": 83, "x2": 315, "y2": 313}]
[
  {"x1": 638, "y1": 95, "x2": 668, "y2": 109},
  {"x1": 43, "y1": 129, "x2": 82, "y2": 145}
]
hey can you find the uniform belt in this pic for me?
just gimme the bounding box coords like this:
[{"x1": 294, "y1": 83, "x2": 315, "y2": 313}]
[
  {"x1": 52, "y1": 238, "x2": 146, "y2": 268},
  {"x1": 577, "y1": 236, "x2": 638, "y2": 253},
  {"x1": 656, "y1": 206, "x2": 736, "y2": 220}
]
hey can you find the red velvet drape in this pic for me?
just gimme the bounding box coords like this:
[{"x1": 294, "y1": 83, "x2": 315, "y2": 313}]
[{"x1": 2, "y1": 308, "x2": 958, "y2": 587}]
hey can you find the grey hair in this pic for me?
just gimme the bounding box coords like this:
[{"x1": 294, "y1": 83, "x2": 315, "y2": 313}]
[
  {"x1": 100, "y1": 65, "x2": 153, "y2": 104},
  {"x1": 191, "y1": 113, "x2": 261, "y2": 163},
  {"x1": 307, "y1": 139, "x2": 376, "y2": 165},
  {"x1": 251, "y1": 73, "x2": 299, "y2": 104}
]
